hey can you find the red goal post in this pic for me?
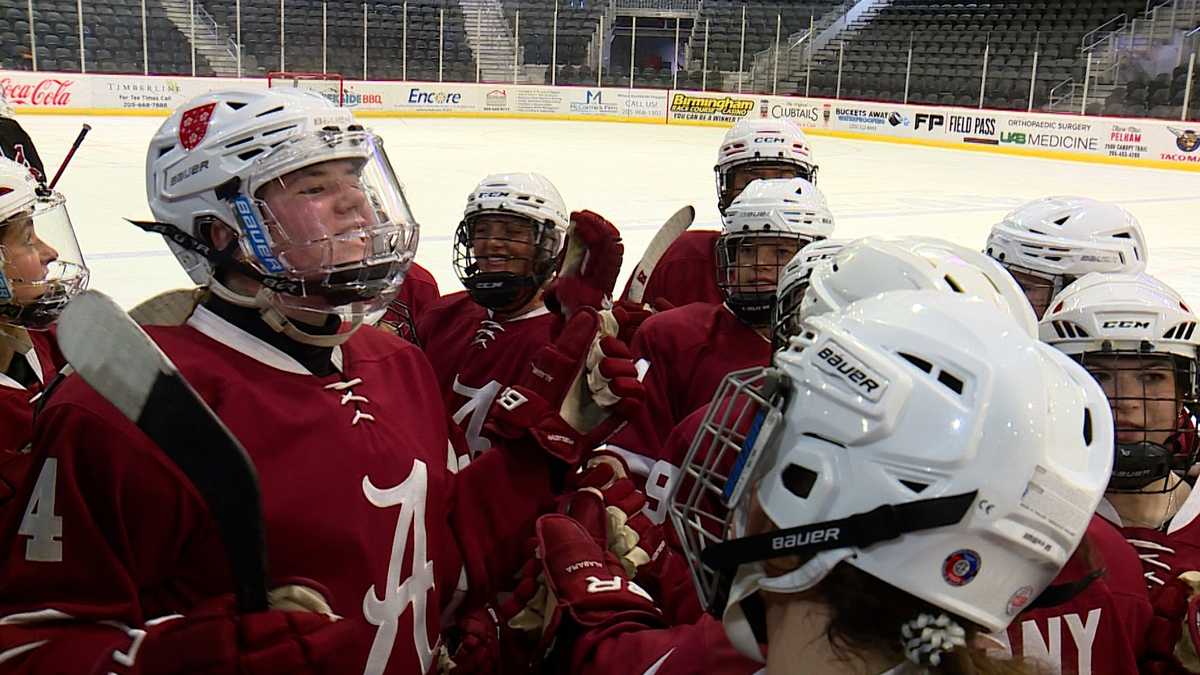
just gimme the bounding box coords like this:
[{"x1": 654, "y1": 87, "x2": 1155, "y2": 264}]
[{"x1": 266, "y1": 72, "x2": 345, "y2": 107}]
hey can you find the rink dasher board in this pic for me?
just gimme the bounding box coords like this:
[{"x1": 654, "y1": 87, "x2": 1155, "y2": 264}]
[{"x1": 2, "y1": 70, "x2": 1197, "y2": 172}]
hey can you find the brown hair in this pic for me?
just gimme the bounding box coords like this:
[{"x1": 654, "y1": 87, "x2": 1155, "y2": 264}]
[{"x1": 812, "y1": 563, "x2": 1048, "y2": 675}]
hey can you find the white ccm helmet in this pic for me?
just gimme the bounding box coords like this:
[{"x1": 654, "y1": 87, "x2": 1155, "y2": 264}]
[
  {"x1": 794, "y1": 236, "x2": 1038, "y2": 342},
  {"x1": 452, "y1": 172, "x2": 567, "y2": 311},
  {"x1": 670, "y1": 290, "x2": 1112, "y2": 661},
  {"x1": 718, "y1": 177, "x2": 834, "y2": 328},
  {"x1": 145, "y1": 88, "x2": 419, "y2": 344},
  {"x1": 986, "y1": 196, "x2": 1147, "y2": 317},
  {"x1": 715, "y1": 118, "x2": 818, "y2": 213},
  {"x1": 0, "y1": 157, "x2": 88, "y2": 329},
  {"x1": 1041, "y1": 272, "x2": 1200, "y2": 493}
]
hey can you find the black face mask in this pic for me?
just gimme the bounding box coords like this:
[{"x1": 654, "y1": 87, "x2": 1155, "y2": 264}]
[
  {"x1": 1110, "y1": 441, "x2": 1175, "y2": 491},
  {"x1": 726, "y1": 291, "x2": 776, "y2": 329},
  {"x1": 463, "y1": 271, "x2": 537, "y2": 312}
]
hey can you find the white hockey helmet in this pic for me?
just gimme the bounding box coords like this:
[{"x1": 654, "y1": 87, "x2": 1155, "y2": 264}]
[
  {"x1": 797, "y1": 236, "x2": 1037, "y2": 340},
  {"x1": 985, "y1": 196, "x2": 1147, "y2": 318},
  {"x1": 0, "y1": 157, "x2": 88, "y2": 329},
  {"x1": 715, "y1": 118, "x2": 818, "y2": 213},
  {"x1": 771, "y1": 237, "x2": 846, "y2": 351},
  {"x1": 452, "y1": 172, "x2": 567, "y2": 311},
  {"x1": 718, "y1": 177, "x2": 834, "y2": 328},
  {"x1": 670, "y1": 290, "x2": 1112, "y2": 661},
  {"x1": 1041, "y1": 272, "x2": 1200, "y2": 492},
  {"x1": 145, "y1": 88, "x2": 418, "y2": 344}
]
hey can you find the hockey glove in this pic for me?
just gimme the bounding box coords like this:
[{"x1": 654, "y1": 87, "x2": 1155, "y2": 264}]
[
  {"x1": 104, "y1": 594, "x2": 357, "y2": 675},
  {"x1": 485, "y1": 309, "x2": 644, "y2": 466},
  {"x1": 543, "y1": 210, "x2": 623, "y2": 318}
]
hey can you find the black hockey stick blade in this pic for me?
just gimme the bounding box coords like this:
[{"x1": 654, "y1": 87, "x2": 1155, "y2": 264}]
[{"x1": 57, "y1": 290, "x2": 268, "y2": 612}]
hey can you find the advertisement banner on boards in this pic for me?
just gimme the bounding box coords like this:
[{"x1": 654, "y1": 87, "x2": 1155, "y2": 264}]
[
  {"x1": 566, "y1": 87, "x2": 667, "y2": 121},
  {"x1": 666, "y1": 90, "x2": 755, "y2": 124}
]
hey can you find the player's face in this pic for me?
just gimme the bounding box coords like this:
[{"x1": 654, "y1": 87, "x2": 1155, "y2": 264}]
[
  {"x1": 732, "y1": 236, "x2": 802, "y2": 290},
  {"x1": 1005, "y1": 268, "x2": 1058, "y2": 318},
  {"x1": 1, "y1": 209, "x2": 58, "y2": 303},
  {"x1": 1084, "y1": 354, "x2": 1180, "y2": 446},
  {"x1": 257, "y1": 159, "x2": 376, "y2": 271},
  {"x1": 726, "y1": 163, "x2": 803, "y2": 205},
  {"x1": 470, "y1": 213, "x2": 537, "y2": 276}
]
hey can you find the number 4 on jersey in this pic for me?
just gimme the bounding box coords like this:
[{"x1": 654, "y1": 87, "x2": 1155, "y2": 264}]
[{"x1": 19, "y1": 458, "x2": 63, "y2": 562}]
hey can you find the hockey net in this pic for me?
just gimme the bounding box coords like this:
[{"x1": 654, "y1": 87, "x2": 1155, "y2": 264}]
[{"x1": 267, "y1": 72, "x2": 345, "y2": 107}]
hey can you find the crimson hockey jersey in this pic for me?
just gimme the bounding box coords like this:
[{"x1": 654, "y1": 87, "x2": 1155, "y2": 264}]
[
  {"x1": 620, "y1": 230, "x2": 722, "y2": 308},
  {"x1": 1105, "y1": 487, "x2": 1200, "y2": 589},
  {"x1": 0, "y1": 307, "x2": 559, "y2": 674},
  {"x1": 416, "y1": 291, "x2": 557, "y2": 460},
  {"x1": 631, "y1": 302, "x2": 771, "y2": 446},
  {"x1": 378, "y1": 262, "x2": 440, "y2": 344},
  {"x1": 0, "y1": 329, "x2": 59, "y2": 450}
]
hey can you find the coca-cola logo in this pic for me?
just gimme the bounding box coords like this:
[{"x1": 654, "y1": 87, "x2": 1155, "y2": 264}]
[{"x1": 1, "y1": 78, "x2": 74, "y2": 106}]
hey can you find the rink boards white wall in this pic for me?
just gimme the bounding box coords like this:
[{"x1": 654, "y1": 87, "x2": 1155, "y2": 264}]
[{"x1": 3, "y1": 70, "x2": 1198, "y2": 172}]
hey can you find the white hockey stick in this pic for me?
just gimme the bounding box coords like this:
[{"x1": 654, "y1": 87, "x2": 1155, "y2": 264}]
[{"x1": 625, "y1": 205, "x2": 695, "y2": 305}]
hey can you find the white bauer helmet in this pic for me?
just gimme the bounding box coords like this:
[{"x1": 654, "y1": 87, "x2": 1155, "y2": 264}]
[
  {"x1": 798, "y1": 236, "x2": 1038, "y2": 341},
  {"x1": 670, "y1": 290, "x2": 1113, "y2": 661},
  {"x1": 985, "y1": 196, "x2": 1147, "y2": 318},
  {"x1": 718, "y1": 177, "x2": 834, "y2": 328},
  {"x1": 0, "y1": 157, "x2": 88, "y2": 329},
  {"x1": 452, "y1": 172, "x2": 567, "y2": 311},
  {"x1": 715, "y1": 118, "x2": 818, "y2": 213},
  {"x1": 145, "y1": 87, "x2": 419, "y2": 345},
  {"x1": 1041, "y1": 272, "x2": 1200, "y2": 494},
  {"x1": 771, "y1": 237, "x2": 846, "y2": 351}
]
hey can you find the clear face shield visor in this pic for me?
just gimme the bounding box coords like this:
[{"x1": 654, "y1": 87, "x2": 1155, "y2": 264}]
[
  {"x1": 0, "y1": 192, "x2": 89, "y2": 329},
  {"x1": 239, "y1": 130, "x2": 419, "y2": 320}
]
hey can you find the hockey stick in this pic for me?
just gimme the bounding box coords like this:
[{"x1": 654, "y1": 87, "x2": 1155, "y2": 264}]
[
  {"x1": 47, "y1": 123, "x2": 90, "y2": 190},
  {"x1": 624, "y1": 205, "x2": 695, "y2": 305},
  {"x1": 57, "y1": 290, "x2": 269, "y2": 613}
]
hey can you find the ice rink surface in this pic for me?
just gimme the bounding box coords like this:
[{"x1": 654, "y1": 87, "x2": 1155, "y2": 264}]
[{"x1": 22, "y1": 114, "x2": 1200, "y2": 309}]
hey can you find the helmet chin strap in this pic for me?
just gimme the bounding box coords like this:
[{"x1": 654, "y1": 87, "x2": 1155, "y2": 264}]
[{"x1": 208, "y1": 279, "x2": 360, "y2": 348}]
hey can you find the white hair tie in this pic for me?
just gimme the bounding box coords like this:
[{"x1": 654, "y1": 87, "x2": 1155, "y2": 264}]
[{"x1": 900, "y1": 612, "x2": 967, "y2": 667}]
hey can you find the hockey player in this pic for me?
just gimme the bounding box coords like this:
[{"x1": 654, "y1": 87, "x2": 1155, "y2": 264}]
[
  {"x1": 517, "y1": 290, "x2": 1113, "y2": 674},
  {"x1": 0, "y1": 155, "x2": 87, "y2": 459},
  {"x1": 985, "y1": 196, "x2": 1147, "y2": 318},
  {"x1": 630, "y1": 177, "x2": 833, "y2": 443},
  {"x1": 415, "y1": 173, "x2": 624, "y2": 461},
  {"x1": 618, "y1": 118, "x2": 818, "y2": 310},
  {"x1": 0, "y1": 90, "x2": 47, "y2": 185},
  {"x1": 0, "y1": 88, "x2": 640, "y2": 674},
  {"x1": 1039, "y1": 272, "x2": 1200, "y2": 671}
]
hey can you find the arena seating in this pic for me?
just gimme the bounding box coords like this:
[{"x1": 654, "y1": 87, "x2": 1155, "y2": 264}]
[
  {"x1": 0, "y1": 0, "x2": 214, "y2": 75},
  {"x1": 202, "y1": 0, "x2": 476, "y2": 81},
  {"x1": 0, "y1": 0, "x2": 1192, "y2": 120},
  {"x1": 800, "y1": 0, "x2": 1155, "y2": 110}
]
